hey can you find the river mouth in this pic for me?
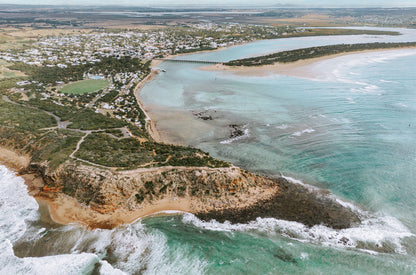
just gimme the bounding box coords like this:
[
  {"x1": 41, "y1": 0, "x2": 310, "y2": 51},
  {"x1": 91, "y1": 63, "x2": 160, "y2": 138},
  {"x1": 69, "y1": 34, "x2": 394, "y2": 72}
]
[{"x1": 139, "y1": 30, "x2": 416, "y2": 263}]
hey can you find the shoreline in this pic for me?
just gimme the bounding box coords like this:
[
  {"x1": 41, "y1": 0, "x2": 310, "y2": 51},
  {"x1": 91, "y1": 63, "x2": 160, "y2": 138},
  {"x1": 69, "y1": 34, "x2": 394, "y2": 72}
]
[
  {"x1": 2, "y1": 46, "x2": 396, "y2": 230},
  {"x1": 1, "y1": 144, "x2": 360, "y2": 230},
  {"x1": 133, "y1": 69, "x2": 163, "y2": 143},
  {"x1": 198, "y1": 47, "x2": 416, "y2": 79}
]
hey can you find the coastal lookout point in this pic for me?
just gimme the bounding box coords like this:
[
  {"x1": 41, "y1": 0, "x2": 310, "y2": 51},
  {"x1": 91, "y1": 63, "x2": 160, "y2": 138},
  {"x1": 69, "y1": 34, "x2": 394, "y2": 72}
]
[{"x1": 155, "y1": 58, "x2": 222, "y2": 64}]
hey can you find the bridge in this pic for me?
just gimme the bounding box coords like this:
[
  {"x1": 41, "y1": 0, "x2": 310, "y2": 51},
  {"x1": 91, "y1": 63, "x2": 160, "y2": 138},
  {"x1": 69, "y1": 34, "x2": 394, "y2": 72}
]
[{"x1": 154, "y1": 58, "x2": 222, "y2": 64}]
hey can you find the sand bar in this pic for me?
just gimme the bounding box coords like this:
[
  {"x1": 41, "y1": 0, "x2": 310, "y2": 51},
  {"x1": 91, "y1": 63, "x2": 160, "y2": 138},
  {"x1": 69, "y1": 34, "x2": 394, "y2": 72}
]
[{"x1": 199, "y1": 47, "x2": 416, "y2": 79}]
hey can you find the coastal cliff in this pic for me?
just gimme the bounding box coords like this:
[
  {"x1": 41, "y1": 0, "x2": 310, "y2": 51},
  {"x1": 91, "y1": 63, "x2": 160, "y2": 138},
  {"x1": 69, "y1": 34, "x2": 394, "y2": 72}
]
[{"x1": 18, "y1": 158, "x2": 360, "y2": 230}]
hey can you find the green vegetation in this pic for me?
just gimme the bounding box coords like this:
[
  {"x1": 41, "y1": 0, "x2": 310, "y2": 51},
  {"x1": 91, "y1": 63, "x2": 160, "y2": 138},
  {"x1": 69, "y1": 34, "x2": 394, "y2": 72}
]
[
  {"x1": 76, "y1": 133, "x2": 230, "y2": 169},
  {"x1": 96, "y1": 89, "x2": 119, "y2": 104},
  {"x1": 105, "y1": 129, "x2": 124, "y2": 138},
  {"x1": 1, "y1": 95, "x2": 229, "y2": 170},
  {"x1": 0, "y1": 100, "x2": 83, "y2": 169},
  {"x1": 29, "y1": 98, "x2": 78, "y2": 120},
  {"x1": 127, "y1": 124, "x2": 148, "y2": 139},
  {"x1": 31, "y1": 130, "x2": 83, "y2": 170},
  {"x1": 0, "y1": 76, "x2": 27, "y2": 90},
  {"x1": 28, "y1": 99, "x2": 128, "y2": 130},
  {"x1": 111, "y1": 88, "x2": 148, "y2": 133},
  {"x1": 0, "y1": 100, "x2": 56, "y2": 131},
  {"x1": 61, "y1": 79, "x2": 109, "y2": 95},
  {"x1": 68, "y1": 109, "x2": 127, "y2": 130},
  {"x1": 226, "y1": 42, "x2": 416, "y2": 67},
  {"x1": 9, "y1": 56, "x2": 150, "y2": 85}
]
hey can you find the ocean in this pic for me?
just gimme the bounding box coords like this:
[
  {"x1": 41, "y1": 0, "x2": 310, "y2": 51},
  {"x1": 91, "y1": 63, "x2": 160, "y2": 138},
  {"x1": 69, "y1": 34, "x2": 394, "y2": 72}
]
[{"x1": 1, "y1": 27, "x2": 416, "y2": 274}]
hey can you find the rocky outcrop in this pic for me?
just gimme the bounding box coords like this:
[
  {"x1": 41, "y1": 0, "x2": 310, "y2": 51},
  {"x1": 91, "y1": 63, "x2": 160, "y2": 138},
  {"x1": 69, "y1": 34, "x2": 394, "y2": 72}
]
[
  {"x1": 25, "y1": 160, "x2": 361, "y2": 229},
  {"x1": 196, "y1": 177, "x2": 360, "y2": 229}
]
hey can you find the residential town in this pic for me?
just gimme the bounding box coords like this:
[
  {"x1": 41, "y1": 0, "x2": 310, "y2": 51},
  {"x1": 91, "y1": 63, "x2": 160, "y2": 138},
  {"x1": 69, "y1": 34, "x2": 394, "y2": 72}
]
[
  {"x1": 0, "y1": 23, "x2": 298, "y2": 67},
  {"x1": 0, "y1": 23, "x2": 302, "y2": 130}
]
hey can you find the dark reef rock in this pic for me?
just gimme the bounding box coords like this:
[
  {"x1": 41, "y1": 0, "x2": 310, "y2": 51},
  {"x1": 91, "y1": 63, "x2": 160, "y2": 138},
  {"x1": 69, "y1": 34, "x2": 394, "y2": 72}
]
[
  {"x1": 193, "y1": 110, "x2": 215, "y2": 120},
  {"x1": 196, "y1": 177, "x2": 361, "y2": 229},
  {"x1": 229, "y1": 124, "x2": 245, "y2": 138}
]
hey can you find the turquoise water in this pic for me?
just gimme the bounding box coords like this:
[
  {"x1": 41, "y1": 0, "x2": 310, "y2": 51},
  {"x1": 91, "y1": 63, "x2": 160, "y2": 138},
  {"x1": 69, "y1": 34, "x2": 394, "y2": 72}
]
[{"x1": 1, "y1": 28, "x2": 416, "y2": 274}]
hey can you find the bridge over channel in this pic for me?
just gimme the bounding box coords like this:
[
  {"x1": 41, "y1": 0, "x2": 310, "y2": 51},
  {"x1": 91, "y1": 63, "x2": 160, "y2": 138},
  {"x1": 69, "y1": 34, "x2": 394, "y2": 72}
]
[{"x1": 154, "y1": 58, "x2": 222, "y2": 64}]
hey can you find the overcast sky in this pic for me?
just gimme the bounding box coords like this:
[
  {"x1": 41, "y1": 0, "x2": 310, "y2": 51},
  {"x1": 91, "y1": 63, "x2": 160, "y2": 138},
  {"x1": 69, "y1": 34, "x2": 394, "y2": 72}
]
[{"x1": 1, "y1": 0, "x2": 415, "y2": 7}]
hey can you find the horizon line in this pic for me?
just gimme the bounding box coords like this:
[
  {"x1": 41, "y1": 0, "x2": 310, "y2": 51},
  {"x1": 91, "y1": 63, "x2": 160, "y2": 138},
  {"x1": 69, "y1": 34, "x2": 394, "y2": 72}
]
[{"x1": 0, "y1": 3, "x2": 416, "y2": 9}]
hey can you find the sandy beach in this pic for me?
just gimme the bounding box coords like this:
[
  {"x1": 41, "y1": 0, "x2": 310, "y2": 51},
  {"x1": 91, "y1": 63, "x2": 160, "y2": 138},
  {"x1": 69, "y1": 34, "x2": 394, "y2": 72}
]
[
  {"x1": 35, "y1": 193, "x2": 195, "y2": 229},
  {"x1": 133, "y1": 69, "x2": 164, "y2": 143}
]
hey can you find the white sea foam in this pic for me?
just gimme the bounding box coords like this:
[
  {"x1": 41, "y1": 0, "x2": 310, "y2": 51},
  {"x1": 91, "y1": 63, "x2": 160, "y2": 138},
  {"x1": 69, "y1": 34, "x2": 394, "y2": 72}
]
[
  {"x1": 292, "y1": 128, "x2": 315, "y2": 137},
  {"x1": 100, "y1": 260, "x2": 127, "y2": 275},
  {"x1": 182, "y1": 175, "x2": 414, "y2": 255},
  {"x1": 281, "y1": 175, "x2": 309, "y2": 188},
  {"x1": 276, "y1": 124, "x2": 289, "y2": 129},
  {"x1": 182, "y1": 212, "x2": 413, "y2": 255},
  {"x1": 0, "y1": 166, "x2": 39, "y2": 243},
  {"x1": 0, "y1": 166, "x2": 100, "y2": 274},
  {"x1": 312, "y1": 50, "x2": 416, "y2": 94},
  {"x1": 280, "y1": 175, "x2": 361, "y2": 213},
  {"x1": 0, "y1": 165, "x2": 207, "y2": 274},
  {"x1": 85, "y1": 221, "x2": 207, "y2": 275},
  {"x1": 0, "y1": 237, "x2": 99, "y2": 275},
  {"x1": 350, "y1": 83, "x2": 382, "y2": 94}
]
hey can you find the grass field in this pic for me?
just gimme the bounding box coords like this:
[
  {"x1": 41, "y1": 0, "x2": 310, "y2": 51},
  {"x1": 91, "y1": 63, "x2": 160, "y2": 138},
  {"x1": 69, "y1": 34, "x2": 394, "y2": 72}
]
[{"x1": 61, "y1": 79, "x2": 109, "y2": 94}]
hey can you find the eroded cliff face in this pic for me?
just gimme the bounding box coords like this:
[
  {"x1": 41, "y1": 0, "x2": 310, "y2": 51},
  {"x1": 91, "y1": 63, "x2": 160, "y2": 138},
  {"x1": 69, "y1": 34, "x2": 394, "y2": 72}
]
[
  {"x1": 25, "y1": 160, "x2": 361, "y2": 230},
  {"x1": 31, "y1": 161, "x2": 278, "y2": 213}
]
